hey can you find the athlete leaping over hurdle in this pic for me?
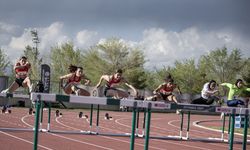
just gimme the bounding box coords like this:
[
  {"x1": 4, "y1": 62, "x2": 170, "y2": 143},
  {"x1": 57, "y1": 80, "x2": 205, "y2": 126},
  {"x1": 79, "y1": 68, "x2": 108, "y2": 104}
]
[
  {"x1": 60, "y1": 65, "x2": 91, "y2": 96},
  {"x1": 221, "y1": 79, "x2": 250, "y2": 107},
  {"x1": 1, "y1": 56, "x2": 33, "y2": 94},
  {"x1": 191, "y1": 80, "x2": 221, "y2": 105},
  {"x1": 94, "y1": 69, "x2": 137, "y2": 99},
  {"x1": 145, "y1": 74, "x2": 181, "y2": 103}
]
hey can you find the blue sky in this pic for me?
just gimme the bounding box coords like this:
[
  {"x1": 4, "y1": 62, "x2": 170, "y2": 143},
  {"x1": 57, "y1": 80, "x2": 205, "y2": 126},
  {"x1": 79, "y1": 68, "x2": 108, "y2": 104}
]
[{"x1": 0, "y1": 0, "x2": 249, "y2": 69}]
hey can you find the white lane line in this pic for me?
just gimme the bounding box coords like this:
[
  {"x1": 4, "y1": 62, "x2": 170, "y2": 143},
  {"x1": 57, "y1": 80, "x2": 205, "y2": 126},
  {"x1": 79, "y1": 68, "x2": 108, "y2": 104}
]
[
  {"x1": 0, "y1": 131, "x2": 54, "y2": 150},
  {"x1": 193, "y1": 119, "x2": 250, "y2": 138},
  {"x1": 55, "y1": 116, "x2": 82, "y2": 131},
  {"x1": 152, "y1": 138, "x2": 214, "y2": 150},
  {"x1": 48, "y1": 133, "x2": 115, "y2": 150},
  {"x1": 168, "y1": 119, "x2": 242, "y2": 150},
  {"x1": 56, "y1": 116, "x2": 166, "y2": 150},
  {"x1": 57, "y1": 116, "x2": 127, "y2": 133},
  {"x1": 21, "y1": 115, "x2": 34, "y2": 128},
  {"x1": 100, "y1": 135, "x2": 166, "y2": 150},
  {"x1": 114, "y1": 116, "x2": 215, "y2": 150},
  {"x1": 168, "y1": 118, "x2": 246, "y2": 144},
  {"x1": 115, "y1": 116, "x2": 228, "y2": 150},
  {"x1": 22, "y1": 116, "x2": 117, "y2": 150},
  {"x1": 0, "y1": 119, "x2": 26, "y2": 128}
]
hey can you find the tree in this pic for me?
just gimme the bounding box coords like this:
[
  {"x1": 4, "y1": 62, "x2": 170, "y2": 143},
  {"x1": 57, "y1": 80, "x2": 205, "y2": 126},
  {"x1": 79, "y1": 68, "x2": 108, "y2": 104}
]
[
  {"x1": 23, "y1": 45, "x2": 42, "y2": 80},
  {"x1": 82, "y1": 38, "x2": 147, "y2": 88},
  {"x1": 50, "y1": 42, "x2": 84, "y2": 82},
  {"x1": 170, "y1": 59, "x2": 203, "y2": 94},
  {"x1": 0, "y1": 48, "x2": 10, "y2": 76},
  {"x1": 241, "y1": 58, "x2": 250, "y2": 98},
  {"x1": 144, "y1": 66, "x2": 170, "y2": 90},
  {"x1": 198, "y1": 47, "x2": 246, "y2": 83}
]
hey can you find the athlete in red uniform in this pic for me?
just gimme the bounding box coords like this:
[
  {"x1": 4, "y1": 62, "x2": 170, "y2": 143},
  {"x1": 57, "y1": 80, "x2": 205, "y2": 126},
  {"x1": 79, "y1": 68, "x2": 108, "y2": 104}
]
[
  {"x1": 1, "y1": 56, "x2": 33, "y2": 93},
  {"x1": 60, "y1": 65, "x2": 91, "y2": 96},
  {"x1": 146, "y1": 76, "x2": 181, "y2": 103},
  {"x1": 95, "y1": 69, "x2": 137, "y2": 98}
]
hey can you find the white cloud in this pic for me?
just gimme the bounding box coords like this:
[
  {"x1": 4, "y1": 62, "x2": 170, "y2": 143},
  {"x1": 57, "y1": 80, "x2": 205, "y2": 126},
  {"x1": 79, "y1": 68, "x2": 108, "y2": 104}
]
[
  {"x1": 0, "y1": 22, "x2": 19, "y2": 33},
  {"x1": 9, "y1": 32, "x2": 31, "y2": 50},
  {"x1": 75, "y1": 30, "x2": 98, "y2": 48},
  {"x1": 5, "y1": 22, "x2": 71, "y2": 62},
  {"x1": 38, "y1": 22, "x2": 70, "y2": 52},
  {"x1": 2, "y1": 22, "x2": 250, "y2": 70},
  {"x1": 3, "y1": 22, "x2": 102, "y2": 63},
  {"x1": 139, "y1": 27, "x2": 250, "y2": 69},
  {"x1": 0, "y1": 22, "x2": 20, "y2": 48}
]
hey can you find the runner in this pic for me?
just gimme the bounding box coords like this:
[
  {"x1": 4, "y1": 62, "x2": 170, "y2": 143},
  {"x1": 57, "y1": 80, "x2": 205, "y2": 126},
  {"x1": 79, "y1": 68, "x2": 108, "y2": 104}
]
[
  {"x1": 146, "y1": 75, "x2": 181, "y2": 103},
  {"x1": 1, "y1": 56, "x2": 33, "y2": 94},
  {"x1": 94, "y1": 69, "x2": 137, "y2": 98},
  {"x1": 221, "y1": 79, "x2": 250, "y2": 107},
  {"x1": 191, "y1": 80, "x2": 220, "y2": 105},
  {"x1": 60, "y1": 65, "x2": 91, "y2": 96}
]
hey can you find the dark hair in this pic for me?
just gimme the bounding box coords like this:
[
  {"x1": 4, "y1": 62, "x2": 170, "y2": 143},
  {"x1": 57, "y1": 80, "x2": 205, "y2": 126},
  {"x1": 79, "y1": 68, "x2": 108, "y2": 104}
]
[
  {"x1": 235, "y1": 79, "x2": 243, "y2": 87},
  {"x1": 166, "y1": 74, "x2": 172, "y2": 79},
  {"x1": 20, "y1": 56, "x2": 27, "y2": 60},
  {"x1": 208, "y1": 80, "x2": 216, "y2": 90},
  {"x1": 164, "y1": 73, "x2": 172, "y2": 82},
  {"x1": 116, "y1": 69, "x2": 123, "y2": 74},
  {"x1": 68, "y1": 64, "x2": 78, "y2": 73},
  {"x1": 168, "y1": 78, "x2": 174, "y2": 83}
]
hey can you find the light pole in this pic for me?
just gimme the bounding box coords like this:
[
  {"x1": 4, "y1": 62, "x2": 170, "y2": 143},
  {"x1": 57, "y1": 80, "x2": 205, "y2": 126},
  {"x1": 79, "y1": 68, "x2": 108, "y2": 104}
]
[{"x1": 30, "y1": 29, "x2": 40, "y2": 59}]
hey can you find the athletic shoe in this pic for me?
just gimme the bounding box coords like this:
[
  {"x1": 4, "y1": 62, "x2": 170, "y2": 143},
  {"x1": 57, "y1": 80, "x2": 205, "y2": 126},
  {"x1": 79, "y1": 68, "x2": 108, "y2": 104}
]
[
  {"x1": 105, "y1": 113, "x2": 109, "y2": 120},
  {"x1": 220, "y1": 112, "x2": 225, "y2": 119},
  {"x1": 1, "y1": 89, "x2": 9, "y2": 93},
  {"x1": 29, "y1": 84, "x2": 33, "y2": 93},
  {"x1": 176, "y1": 109, "x2": 180, "y2": 115},
  {"x1": 75, "y1": 89, "x2": 80, "y2": 96}
]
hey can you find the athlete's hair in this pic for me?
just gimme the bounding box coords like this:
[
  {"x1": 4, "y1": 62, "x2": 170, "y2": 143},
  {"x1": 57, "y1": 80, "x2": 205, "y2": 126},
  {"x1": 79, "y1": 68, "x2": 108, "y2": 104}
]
[
  {"x1": 164, "y1": 73, "x2": 172, "y2": 82},
  {"x1": 20, "y1": 56, "x2": 27, "y2": 60},
  {"x1": 235, "y1": 79, "x2": 244, "y2": 87},
  {"x1": 68, "y1": 64, "x2": 78, "y2": 73},
  {"x1": 168, "y1": 78, "x2": 174, "y2": 83},
  {"x1": 116, "y1": 69, "x2": 123, "y2": 74},
  {"x1": 208, "y1": 80, "x2": 216, "y2": 90}
]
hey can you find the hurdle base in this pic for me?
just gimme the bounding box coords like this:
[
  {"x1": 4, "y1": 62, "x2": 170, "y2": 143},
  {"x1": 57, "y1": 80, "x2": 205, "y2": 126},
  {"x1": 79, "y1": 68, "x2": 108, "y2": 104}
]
[
  {"x1": 0, "y1": 127, "x2": 34, "y2": 132},
  {"x1": 48, "y1": 130, "x2": 92, "y2": 135}
]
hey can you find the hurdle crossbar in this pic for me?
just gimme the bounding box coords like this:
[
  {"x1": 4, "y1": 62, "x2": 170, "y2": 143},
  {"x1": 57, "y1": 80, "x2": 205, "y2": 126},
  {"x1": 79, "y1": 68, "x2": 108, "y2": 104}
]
[
  {"x1": 0, "y1": 93, "x2": 30, "y2": 99},
  {"x1": 30, "y1": 93, "x2": 172, "y2": 109}
]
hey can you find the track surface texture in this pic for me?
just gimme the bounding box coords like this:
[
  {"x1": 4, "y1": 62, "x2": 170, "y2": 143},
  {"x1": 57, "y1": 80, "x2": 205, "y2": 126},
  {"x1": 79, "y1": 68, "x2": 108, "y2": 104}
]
[{"x1": 0, "y1": 107, "x2": 249, "y2": 150}]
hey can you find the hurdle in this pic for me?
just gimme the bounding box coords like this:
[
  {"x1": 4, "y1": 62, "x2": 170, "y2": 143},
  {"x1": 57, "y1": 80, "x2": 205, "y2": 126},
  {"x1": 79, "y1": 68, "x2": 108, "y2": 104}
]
[
  {"x1": 0, "y1": 93, "x2": 30, "y2": 99},
  {"x1": 149, "y1": 103, "x2": 220, "y2": 141},
  {"x1": 30, "y1": 92, "x2": 172, "y2": 150},
  {"x1": 216, "y1": 107, "x2": 250, "y2": 150},
  {"x1": 148, "y1": 103, "x2": 250, "y2": 150},
  {"x1": 5, "y1": 92, "x2": 249, "y2": 150}
]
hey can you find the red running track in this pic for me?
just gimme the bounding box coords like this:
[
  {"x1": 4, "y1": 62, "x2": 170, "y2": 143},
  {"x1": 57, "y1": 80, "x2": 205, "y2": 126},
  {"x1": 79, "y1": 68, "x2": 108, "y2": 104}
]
[{"x1": 0, "y1": 107, "x2": 248, "y2": 150}]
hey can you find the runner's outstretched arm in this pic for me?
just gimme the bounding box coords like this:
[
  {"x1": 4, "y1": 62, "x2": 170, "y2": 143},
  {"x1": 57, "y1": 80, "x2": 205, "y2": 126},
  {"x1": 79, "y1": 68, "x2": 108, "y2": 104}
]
[
  {"x1": 82, "y1": 75, "x2": 91, "y2": 85},
  {"x1": 59, "y1": 74, "x2": 72, "y2": 87},
  {"x1": 124, "y1": 81, "x2": 137, "y2": 96},
  {"x1": 95, "y1": 75, "x2": 105, "y2": 88},
  {"x1": 153, "y1": 84, "x2": 164, "y2": 94}
]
